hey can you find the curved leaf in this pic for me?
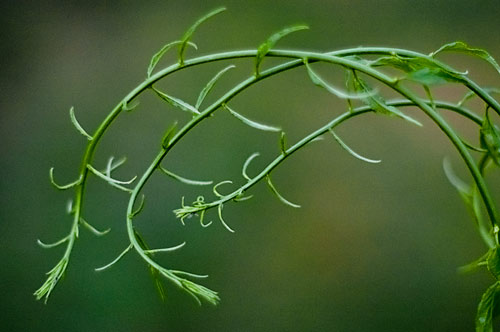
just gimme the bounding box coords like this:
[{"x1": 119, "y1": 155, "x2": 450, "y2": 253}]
[
  {"x1": 196, "y1": 65, "x2": 235, "y2": 109},
  {"x1": 266, "y1": 175, "x2": 301, "y2": 208},
  {"x1": 225, "y1": 104, "x2": 280, "y2": 132},
  {"x1": 329, "y1": 129, "x2": 381, "y2": 164},
  {"x1": 148, "y1": 40, "x2": 197, "y2": 77},
  {"x1": 69, "y1": 106, "x2": 93, "y2": 140},
  {"x1": 153, "y1": 87, "x2": 199, "y2": 115}
]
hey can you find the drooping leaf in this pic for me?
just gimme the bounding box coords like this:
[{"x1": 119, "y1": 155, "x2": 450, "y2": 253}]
[
  {"x1": 69, "y1": 106, "x2": 93, "y2": 140},
  {"x1": 148, "y1": 40, "x2": 197, "y2": 77},
  {"x1": 143, "y1": 242, "x2": 186, "y2": 254},
  {"x1": 255, "y1": 25, "x2": 309, "y2": 76},
  {"x1": 159, "y1": 166, "x2": 213, "y2": 186},
  {"x1": 431, "y1": 41, "x2": 500, "y2": 75},
  {"x1": 178, "y1": 7, "x2": 226, "y2": 65},
  {"x1": 266, "y1": 175, "x2": 301, "y2": 208},
  {"x1": 153, "y1": 88, "x2": 200, "y2": 115},
  {"x1": 242, "y1": 152, "x2": 260, "y2": 181},
  {"x1": 161, "y1": 121, "x2": 178, "y2": 149},
  {"x1": 476, "y1": 281, "x2": 500, "y2": 332},
  {"x1": 94, "y1": 244, "x2": 133, "y2": 272},
  {"x1": 196, "y1": 65, "x2": 235, "y2": 109},
  {"x1": 352, "y1": 73, "x2": 422, "y2": 126},
  {"x1": 49, "y1": 167, "x2": 82, "y2": 190},
  {"x1": 79, "y1": 217, "x2": 110, "y2": 237},
  {"x1": 217, "y1": 203, "x2": 235, "y2": 233},
  {"x1": 480, "y1": 108, "x2": 500, "y2": 165},
  {"x1": 458, "y1": 88, "x2": 500, "y2": 107},
  {"x1": 370, "y1": 54, "x2": 466, "y2": 85},
  {"x1": 329, "y1": 129, "x2": 381, "y2": 164},
  {"x1": 224, "y1": 104, "x2": 281, "y2": 132},
  {"x1": 37, "y1": 236, "x2": 69, "y2": 249},
  {"x1": 305, "y1": 60, "x2": 374, "y2": 99}
]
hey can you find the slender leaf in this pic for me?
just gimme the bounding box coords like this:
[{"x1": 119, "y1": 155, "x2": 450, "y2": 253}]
[
  {"x1": 196, "y1": 65, "x2": 235, "y2": 109},
  {"x1": 225, "y1": 104, "x2": 281, "y2": 132},
  {"x1": 80, "y1": 217, "x2": 110, "y2": 237},
  {"x1": 242, "y1": 152, "x2": 260, "y2": 181},
  {"x1": 69, "y1": 106, "x2": 93, "y2": 140},
  {"x1": 213, "y1": 180, "x2": 233, "y2": 198},
  {"x1": 153, "y1": 88, "x2": 200, "y2": 115},
  {"x1": 129, "y1": 194, "x2": 146, "y2": 218},
  {"x1": 329, "y1": 129, "x2": 381, "y2": 164},
  {"x1": 480, "y1": 109, "x2": 500, "y2": 165},
  {"x1": 86, "y1": 164, "x2": 135, "y2": 193},
  {"x1": 159, "y1": 166, "x2": 213, "y2": 185},
  {"x1": 488, "y1": 248, "x2": 500, "y2": 280},
  {"x1": 217, "y1": 203, "x2": 235, "y2": 233},
  {"x1": 266, "y1": 175, "x2": 301, "y2": 208},
  {"x1": 49, "y1": 167, "x2": 82, "y2": 190},
  {"x1": 178, "y1": 7, "x2": 226, "y2": 65},
  {"x1": 161, "y1": 121, "x2": 178, "y2": 149},
  {"x1": 352, "y1": 73, "x2": 422, "y2": 126},
  {"x1": 144, "y1": 242, "x2": 186, "y2": 254},
  {"x1": 458, "y1": 251, "x2": 490, "y2": 274},
  {"x1": 280, "y1": 131, "x2": 288, "y2": 155},
  {"x1": 95, "y1": 244, "x2": 133, "y2": 271},
  {"x1": 458, "y1": 88, "x2": 500, "y2": 107},
  {"x1": 37, "y1": 236, "x2": 69, "y2": 249},
  {"x1": 148, "y1": 40, "x2": 197, "y2": 77},
  {"x1": 305, "y1": 60, "x2": 374, "y2": 99},
  {"x1": 255, "y1": 25, "x2": 309, "y2": 76},
  {"x1": 431, "y1": 41, "x2": 500, "y2": 74}
]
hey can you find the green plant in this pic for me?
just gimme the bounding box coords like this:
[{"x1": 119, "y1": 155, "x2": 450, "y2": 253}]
[{"x1": 35, "y1": 7, "x2": 500, "y2": 331}]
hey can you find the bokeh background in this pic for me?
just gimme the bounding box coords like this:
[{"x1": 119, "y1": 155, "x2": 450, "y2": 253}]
[{"x1": 2, "y1": 0, "x2": 500, "y2": 331}]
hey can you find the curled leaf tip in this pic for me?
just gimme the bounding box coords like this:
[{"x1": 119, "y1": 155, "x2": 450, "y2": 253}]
[{"x1": 49, "y1": 168, "x2": 82, "y2": 190}]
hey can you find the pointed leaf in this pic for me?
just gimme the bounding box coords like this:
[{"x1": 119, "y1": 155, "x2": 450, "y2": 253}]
[
  {"x1": 178, "y1": 7, "x2": 226, "y2": 65},
  {"x1": 196, "y1": 65, "x2": 235, "y2": 109},
  {"x1": 161, "y1": 121, "x2": 178, "y2": 149},
  {"x1": 148, "y1": 40, "x2": 197, "y2": 77},
  {"x1": 86, "y1": 164, "x2": 135, "y2": 193},
  {"x1": 255, "y1": 25, "x2": 309, "y2": 76},
  {"x1": 159, "y1": 166, "x2": 213, "y2": 185},
  {"x1": 49, "y1": 167, "x2": 82, "y2": 190},
  {"x1": 480, "y1": 109, "x2": 500, "y2": 165},
  {"x1": 80, "y1": 217, "x2": 110, "y2": 237},
  {"x1": 431, "y1": 41, "x2": 500, "y2": 74},
  {"x1": 144, "y1": 242, "x2": 186, "y2": 254},
  {"x1": 305, "y1": 60, "x2": 374, "y2": 99},
  {"x1": 476, "y1": 282, "x2": 500, "y2": 332},
  {"x1": 224, "y1": 104, "x2": 281, "y2": 132},
  {"x1": 37, "y1": 236, "x2": 69, "y2": 249},
  {"x1": 242, "y1": 152, "x2": 260, "y2": 181},
  {"x1": 153, "y1": 87, "x2": 199, "y2": 115},
  {"x1": 217, "y1": 203, "x2": 235, "y2": 233},
  {"x1": 69, "y1": 106, "x2": 93, "y2": 140},
  {"x1": 266, "y1": 175, "x2": 301, "y2": 208},
  {"x1": 95, "y1": 244, "x2": 133, "y2": 271},
  {"x1": 280, "y1": 131, "x2": 288, "y2": 155},
  {"x1": 329, "y1": 129, "x2": 381, "y2": 164}
]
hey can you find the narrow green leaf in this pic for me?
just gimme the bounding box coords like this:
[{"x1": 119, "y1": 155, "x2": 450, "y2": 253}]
[
  {"x1": 49, "y1": 167, "x2": 82, "y2": 190},
  {"x1": 95, "y1": 244, "x2": 133, "y2": 271},
  {"x1": 86, "y1": 164, "x2": 135, "y2": 193},
  {"x1": 476, "y1": 282, "x2": 500, "y2": 332},
  {"x1": 37, "y1": 236, "x2": 69, "y2": 249},
  {"x1": 458, "y1": 251, "x2": 490, "y2": 274},
  {"x1": 224, "y1": 104, "x2": 281, "y2": 132},
  {"x1": 69, "y1": 106, "x2": 93, "y2": 140},
  {"x1": 458, "y1": 88, "x2": 500, "y2": 107},
  {"x1": 255, "y1": 25, "x2": 309, "y2": 76},
  {"x1": 443, "y1": 158, "x2": 473, "y2": 202},
  {"x1": 178, "y1": 7, "x2": 226, "y2": 65},
  {"x1": 144, "y1": 242, "x2": 186, "y2": 254},
  {"x1": 242, "y1": 152, "x2": 260, "y2": 181},
  {"x1": 488, "y1": 248, "x2": 500, "y2": 280},
  {"x1": 129, "y1": 194, "x2": 146, "y2": 219},
  {"x1": 153, "y1": 87, "x2": 200, "y2": 115},
  {"x1": 161, "y1": 121, "x2": 178, "y2": 149},
  {"x1": 352, "y1": 73, "x2": 422, "y2": 127},
  {"x1": 480, "y1": 109, "x2": 500, "y2": 165},
  {"x1": 305, "y1": 60, "x2": 374, "y2": 99},
  {"x1": 266, "y1": 175, "x2": 301, "y2": 208},
  {"x1": 122, "y1": 100, "x2": 140, "y2": 112},
  {"x1": 280, "y1": 131, "x2": 287, "y2": 155},
  {"x1": 196, "y1": 65, "x2": 235, "y2": 109},
  {"x1": 217, "y1": 203, "x2": 235, "y2": 233},
  {"x1": 80, "y1": 217, "x2": 110, "y2": 237},
  {"x1": 213, "y1": 180, "x2": 233, "y2": 198},
  {"x1": 407, "y1": 67, "x2": 458, "y2": 86},
  {"x1": 105, "y1": 156, "x2": 127, "y2": 177},
  {"x1": 329, "y1": 129, "x2": 381, "y2": 164},
  {"x1": 159, "y1": 166, "x2": 213, "y2": 186},
  {"x1": 431, "y1": 41, "x2": 500, "y2": 75},
  {"x1": 148, "y1": 40, "x2": 197, "y2": 77}
]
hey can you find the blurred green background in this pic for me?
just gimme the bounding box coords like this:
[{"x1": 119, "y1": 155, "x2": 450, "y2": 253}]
[{"x1": 2, "y1": 0, "x2": 500, "y2": 331}]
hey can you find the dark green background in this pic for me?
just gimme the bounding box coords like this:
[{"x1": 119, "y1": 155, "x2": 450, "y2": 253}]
[{"x1": 2, "y1": 0, "x2": 500, "y2": 331}]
